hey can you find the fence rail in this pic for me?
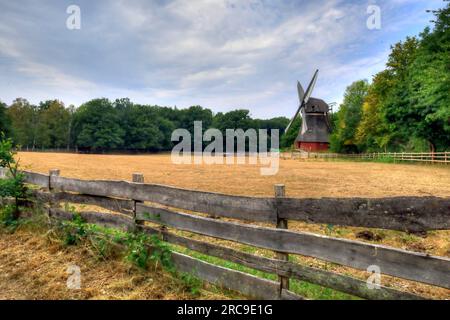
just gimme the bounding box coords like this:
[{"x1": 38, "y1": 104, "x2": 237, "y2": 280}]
[
  {"x1": 16, "y1": 169, "x2": 450, "y2": 232},
  {"x1": 1, "y1": 167, "x2": 450, "y2": 299},
  {"x1": 286, "y1": 151, "x2": 450, "y2": 164}
]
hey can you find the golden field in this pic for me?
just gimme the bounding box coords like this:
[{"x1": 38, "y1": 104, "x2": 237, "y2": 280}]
[{"x1": 16, "y1": 152, "x2": 450, "y2": 198}]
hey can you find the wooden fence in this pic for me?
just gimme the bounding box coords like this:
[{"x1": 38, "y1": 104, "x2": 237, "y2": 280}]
[
  {"x1": 285, "y1": 151, "x2": 450, "y2": 164},
  {"x1": 1, "y1": 167, "x2": 450, "y2": 300}
]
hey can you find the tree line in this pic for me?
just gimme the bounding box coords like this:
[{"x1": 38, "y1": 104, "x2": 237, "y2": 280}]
[
  {"x1": 0, "y1": 97, "x2": 293, "y2": 152},
  {"x1": 330, "y1": 3, "x2": 449, "y2": 153}
]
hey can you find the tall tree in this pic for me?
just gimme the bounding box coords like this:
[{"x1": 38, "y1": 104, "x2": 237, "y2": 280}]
[
  {"x1": 115, "y1": 99, "x2": 164, "y2": 151},
  {"x1": 66, "y1": 104, "x2": 76, "y2": 150},
  {"x1": 36, "y1": 100, "x2": 71, "y2": 149},
  {"x1": 382, "y1": 37, "x2": 420, "y2": 149},
  {"x1": 73, "y1": 98, "x2": 125, "y2": 150},
  {"x1": 405, "y1": 3, "x2": 450, "y2": 151},
  {"x1": 180, "y1": 105, "x2": 213, "y2": 133},
  {"x1": 356, "y1": 71, "x2": 393, "y2": 151},
  {"x1": 280, "y1": 117, "x2": 301, "y2": 148},
  {"x1": 7, "y1": 98, "x2": 37, "y2": 149},
  {"x1": 0, "y1": 101, "x2": 11, "y2": 137},
  {"x1": 212, "y1": 109, "x2": 253, "y2": 131},
  {"x1": 330, "y1": 80, "x2": 369, "y2": 153}
]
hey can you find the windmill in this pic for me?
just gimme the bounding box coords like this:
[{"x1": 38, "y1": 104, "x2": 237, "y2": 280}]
[{"x1": 285, "y1": 70, "x2": 332, "y2": 152}]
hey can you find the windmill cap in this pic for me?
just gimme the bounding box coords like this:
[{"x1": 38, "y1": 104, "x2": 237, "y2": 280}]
[{"x1": 304, "y1": 98, "x2": 330, "y2": 113}]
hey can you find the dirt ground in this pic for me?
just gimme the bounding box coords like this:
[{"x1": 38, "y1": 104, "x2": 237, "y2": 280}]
[
  {"x1": 0, "y1": 227, "x2": 237, "y2": 300},
  {"x1": 16, "y1": 152, "x2": 450, "y2": 198}
]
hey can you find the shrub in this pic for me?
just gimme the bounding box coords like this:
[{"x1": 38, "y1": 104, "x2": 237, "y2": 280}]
[{"x1": 0, "y1": 133, "x2": 27, "y2": 222}]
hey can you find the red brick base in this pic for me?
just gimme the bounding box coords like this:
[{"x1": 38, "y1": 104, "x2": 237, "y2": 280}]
[{"x1": 296, "y1": 141, "x2": 329, "y2": 152}]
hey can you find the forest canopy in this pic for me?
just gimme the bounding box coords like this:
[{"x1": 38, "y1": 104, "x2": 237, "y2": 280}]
[
  {"x1": 330, "y1": 3, "x2": 449, "y2": 153},
  {"x1": 0, "y1": 97, "x2": 291, "y2": 152}
]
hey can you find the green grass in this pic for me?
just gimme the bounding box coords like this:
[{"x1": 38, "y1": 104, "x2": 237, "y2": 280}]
[
  {"x1": 170, "y1": 243, "x2": 359, "y2": 300},
  {"x1": 324, "y1": 156, "x2": 396, "y2": 164},
  {"x1": 324, "y1": 155, "x2": 449, "y2": 167}
]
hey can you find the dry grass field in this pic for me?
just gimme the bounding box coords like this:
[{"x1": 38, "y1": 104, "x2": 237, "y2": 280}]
[
  {"x1": 16, "y1": 152, "x2": 450, "y2": 198},
  {"x1": 0, "y1": 227, "x2": 239, "y2": 300},
  {"x1": 5, "y1": 152, "x2": 450, "y2": 299}
]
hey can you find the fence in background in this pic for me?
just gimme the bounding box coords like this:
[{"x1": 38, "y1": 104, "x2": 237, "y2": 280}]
[
  {"x1": 1, "y1": 167, "x2": 449, "y2": 299},
  {"x1": 17, "y1": 150, "x2": 450, "y2": 164},
  {"x1": 284, "y1": 151, "x2": 450, "y2": 164}
]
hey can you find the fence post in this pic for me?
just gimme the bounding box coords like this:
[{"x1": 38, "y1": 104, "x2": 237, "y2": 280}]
[
  {"x1": 48, "y1": 169, "x2": 60, "y2": 191},
  {"x1": 274, "y1": 184, "x2": 289, "y2": 295},
  {"x1": 132, "y1": 173, "x2": 144, "y2": 232},
  {"x1": 47, "y1": 169, "x2": 60, "y2": 218}
]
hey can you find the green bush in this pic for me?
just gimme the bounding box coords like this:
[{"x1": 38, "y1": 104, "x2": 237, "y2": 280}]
[
  {"x1": 0, "y1": 205, "x2": 19, "y2": 229},
  {"x1": 0, "y1": 133, "x2": 27, "y2": 222}
]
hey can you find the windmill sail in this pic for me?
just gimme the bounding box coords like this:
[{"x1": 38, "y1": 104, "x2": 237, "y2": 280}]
[
  {"x1": 285, "y1": 70, "x2": 318, "y2": 133},
  {"x1": 297, "y1": 80, "x2": 305, "y2": 103},
  {"x1": 300, "y1": 106, "x2": 308, "y2": 134},
  {"x1": 285, "y1": 107, "x2": 300, "y2": 132},
  {"x1": 285, "y1": 81, "x2": 305, "y2": 132},
  {"x1": 303, "y1": 69, "x2": 318, "y2": 104}
]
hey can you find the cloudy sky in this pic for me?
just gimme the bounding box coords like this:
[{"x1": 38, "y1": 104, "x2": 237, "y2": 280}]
[{"x1": 0, "y1": 0, "x2": 444, "y2": 118}]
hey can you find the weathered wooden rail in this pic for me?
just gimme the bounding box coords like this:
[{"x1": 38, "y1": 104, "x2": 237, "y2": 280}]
[
  {"x1": 1, "y1": 167, "x2": 449, "y2": 299},
  {"x1": 286, "y1": 151, "x2": 450, "y2": 164}
]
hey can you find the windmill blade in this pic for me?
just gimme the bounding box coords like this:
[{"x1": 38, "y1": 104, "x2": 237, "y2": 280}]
[
  {"x1": 297, "y1": 81, "x2": 305, "y2": 104},
  {"x1": 303, "y1": 69, "x2": 319, "y2": 104},
  {"x1": 300, "y1": 105, "x2": 308, "y2": 134},
  {"x1": 285, "y1": 71, "x2": 318, "y2": 133},
  {"x1": 285, "y1": 103, "x2": 303, "y2": 133}
]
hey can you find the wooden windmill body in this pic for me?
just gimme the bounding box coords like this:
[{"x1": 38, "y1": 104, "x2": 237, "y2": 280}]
[{"x1": 285, "y1": 70, "x2": 332, "y2": 152}]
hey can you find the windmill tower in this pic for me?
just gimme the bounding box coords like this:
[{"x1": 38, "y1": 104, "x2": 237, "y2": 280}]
[{"x1": 285, "y1": 70, "x2": 332, "y2": 152}]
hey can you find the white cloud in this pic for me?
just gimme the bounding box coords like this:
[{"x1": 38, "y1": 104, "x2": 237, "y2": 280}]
[
  {"x1": 181, "y1": 64, "x2": 254, "y2": 88},
  {"x1": 0, "y1": 33, "x2": 97, "y2": 101},
  {"x1": 0, "y1": 0, "x2": 442, "y2": 117}
]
